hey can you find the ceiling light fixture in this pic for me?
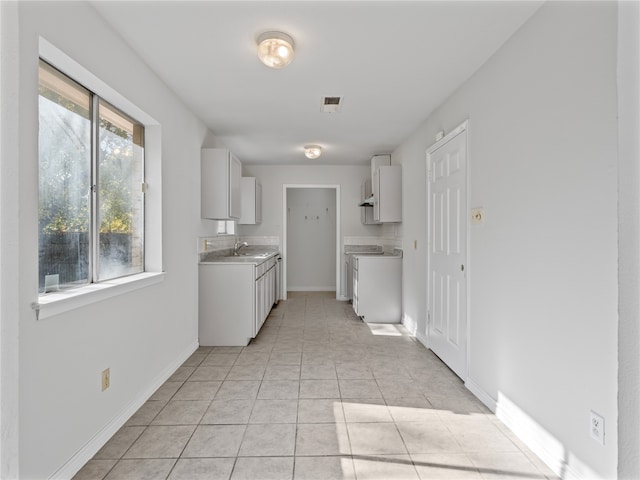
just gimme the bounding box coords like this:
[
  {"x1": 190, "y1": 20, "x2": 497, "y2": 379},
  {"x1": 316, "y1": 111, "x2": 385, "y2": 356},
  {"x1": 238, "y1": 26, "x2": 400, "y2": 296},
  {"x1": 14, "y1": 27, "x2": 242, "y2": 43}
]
[
  {"x1": 304, "y1": 145, "x2": 322, "y2": 159},
  {"x1": 257, "y1": 31, "x2": 295, "y2": 69}
]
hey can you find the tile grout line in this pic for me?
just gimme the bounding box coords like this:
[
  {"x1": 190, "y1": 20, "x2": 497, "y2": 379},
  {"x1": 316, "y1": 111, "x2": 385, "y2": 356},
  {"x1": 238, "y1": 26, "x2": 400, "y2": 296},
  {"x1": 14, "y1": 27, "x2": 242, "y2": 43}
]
[{"x1": 79, "y1": 293, "x2": 553, "y2": 480}]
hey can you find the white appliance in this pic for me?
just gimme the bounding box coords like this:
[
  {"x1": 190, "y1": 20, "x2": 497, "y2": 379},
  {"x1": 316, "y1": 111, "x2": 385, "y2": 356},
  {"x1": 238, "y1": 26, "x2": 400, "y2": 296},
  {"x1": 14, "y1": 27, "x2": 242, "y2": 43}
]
[{"x1": 352, "y1": 252, "x2": 402, "y2": 323}]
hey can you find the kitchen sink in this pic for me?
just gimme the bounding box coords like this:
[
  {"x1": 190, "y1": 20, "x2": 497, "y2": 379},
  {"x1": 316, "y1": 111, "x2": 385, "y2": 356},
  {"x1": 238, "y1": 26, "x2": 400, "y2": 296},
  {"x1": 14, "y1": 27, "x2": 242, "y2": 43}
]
[{"x1": 200, "y1": 251, "x2": 277, "y2": 263}]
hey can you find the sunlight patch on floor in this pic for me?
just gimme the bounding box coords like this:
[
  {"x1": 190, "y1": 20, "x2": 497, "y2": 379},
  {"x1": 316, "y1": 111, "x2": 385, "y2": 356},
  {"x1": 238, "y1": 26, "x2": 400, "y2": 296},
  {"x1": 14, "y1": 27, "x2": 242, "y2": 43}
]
[{"x1": 366, "y1": 323, "x2": 411, "y2": 336}]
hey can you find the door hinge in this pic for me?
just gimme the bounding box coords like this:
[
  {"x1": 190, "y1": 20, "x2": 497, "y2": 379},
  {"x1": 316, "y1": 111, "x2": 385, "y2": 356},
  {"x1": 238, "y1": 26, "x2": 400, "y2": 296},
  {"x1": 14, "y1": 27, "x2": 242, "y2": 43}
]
[{"x1": 141, "y1": 182, "x2": 148, "y2": 193}]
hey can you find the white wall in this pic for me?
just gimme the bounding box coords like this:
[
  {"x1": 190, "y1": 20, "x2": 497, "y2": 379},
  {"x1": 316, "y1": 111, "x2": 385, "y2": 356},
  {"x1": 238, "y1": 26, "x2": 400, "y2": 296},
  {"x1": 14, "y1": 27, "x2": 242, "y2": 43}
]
[
  {"x1": 286, "y1": 188, "x2": 337, "y2": 291},
  {"x1": 241, "y1": 164, "x2": 380, "y2": 240},
  {"x1": 0, "y1": 2, "x2": 21, "y2": 479},
  {"x1": 617, "y1": 2, "x2": 640, "y2": 479},
  {"x1": 393, "y1": 2, "x2": 618, "y2": 478},
  {"x1": 241, "y1": 165, "x2": 383, "y2": 295},
  {"x1": 2, "y1": 3, "x2": 222, "y2": 478},
  {"x1": 241, "y1": 165, "x2": 382, "y2": 296}
]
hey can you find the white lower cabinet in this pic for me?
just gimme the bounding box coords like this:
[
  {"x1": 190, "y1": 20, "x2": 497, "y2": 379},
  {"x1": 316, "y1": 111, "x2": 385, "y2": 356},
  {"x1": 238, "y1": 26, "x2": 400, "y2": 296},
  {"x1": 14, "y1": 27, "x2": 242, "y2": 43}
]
[
  {"x1": 352, "y1": 254, "x2": 402, "y2": 323},
  {"x1": 352, "y1": 259, "x2": 359, "y2": 314},
  {"x1": 255, "y1": 274, "x2": 264, "y2": 335},
  {"x1": 255, "y1": 261, "x2": 276, "y2": 334},
  {"x1": 199, "y1": 257, "x2": 277, "y2": 346}
]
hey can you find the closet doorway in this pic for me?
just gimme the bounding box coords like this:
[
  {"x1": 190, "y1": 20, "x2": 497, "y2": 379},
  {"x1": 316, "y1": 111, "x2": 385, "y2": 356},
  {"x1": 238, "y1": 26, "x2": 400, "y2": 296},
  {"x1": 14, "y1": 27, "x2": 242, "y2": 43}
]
[{"x1": 282, "y1": 185, "x2": 340, "y2": 301}]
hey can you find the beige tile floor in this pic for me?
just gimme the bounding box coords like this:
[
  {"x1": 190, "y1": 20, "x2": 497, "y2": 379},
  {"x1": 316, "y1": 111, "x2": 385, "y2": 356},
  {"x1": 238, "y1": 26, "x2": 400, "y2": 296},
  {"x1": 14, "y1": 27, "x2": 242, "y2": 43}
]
[{"x1": 73, "y1": 292, "x2": 559, "y2": 480}]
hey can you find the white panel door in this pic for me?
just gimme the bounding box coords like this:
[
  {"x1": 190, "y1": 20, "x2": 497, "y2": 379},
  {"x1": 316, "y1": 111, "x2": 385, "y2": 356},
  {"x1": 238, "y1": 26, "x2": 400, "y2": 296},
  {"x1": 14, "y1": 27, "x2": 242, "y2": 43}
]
[{"x1": 427, "y1": 126, "x2": 468, "y2": 379}]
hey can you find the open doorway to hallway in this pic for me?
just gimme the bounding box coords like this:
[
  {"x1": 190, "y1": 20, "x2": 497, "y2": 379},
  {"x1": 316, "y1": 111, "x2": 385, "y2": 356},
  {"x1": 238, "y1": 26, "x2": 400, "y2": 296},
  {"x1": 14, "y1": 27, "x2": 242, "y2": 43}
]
[{"x1": 282, "y1": 185, "x2": 340, "y2": 300}]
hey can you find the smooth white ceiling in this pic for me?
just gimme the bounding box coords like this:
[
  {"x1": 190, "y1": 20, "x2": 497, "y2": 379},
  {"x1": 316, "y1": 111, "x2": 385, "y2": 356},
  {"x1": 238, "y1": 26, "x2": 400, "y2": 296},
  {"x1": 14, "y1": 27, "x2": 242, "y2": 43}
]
[{"x1": 91, "y1": 1, "x2": 543, "y2": 165}]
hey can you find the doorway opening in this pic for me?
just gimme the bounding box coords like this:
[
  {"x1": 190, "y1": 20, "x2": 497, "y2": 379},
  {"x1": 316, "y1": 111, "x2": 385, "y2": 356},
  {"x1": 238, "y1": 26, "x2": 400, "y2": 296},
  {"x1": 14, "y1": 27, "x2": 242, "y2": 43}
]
[{"x1": 282, "y1": 185, "x2": 341, "y2": 301}]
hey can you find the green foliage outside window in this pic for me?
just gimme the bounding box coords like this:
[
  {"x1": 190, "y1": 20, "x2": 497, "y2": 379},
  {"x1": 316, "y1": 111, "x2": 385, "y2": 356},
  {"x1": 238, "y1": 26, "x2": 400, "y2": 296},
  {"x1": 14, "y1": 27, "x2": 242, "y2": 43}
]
[{"x1": 38, "y1": 87, "x2": 137, "y2": 235}]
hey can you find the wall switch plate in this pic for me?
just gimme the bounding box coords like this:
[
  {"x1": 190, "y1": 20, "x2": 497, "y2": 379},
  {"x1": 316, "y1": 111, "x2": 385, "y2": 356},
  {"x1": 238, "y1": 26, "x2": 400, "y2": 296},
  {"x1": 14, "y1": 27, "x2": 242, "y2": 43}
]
[
  {"x1": 102, "y1": 368, "x2": 110, "y2": 391},
  {"x1": 590, "y1": 410, "x2": 604, "y2": 445},
  {"x1": 471, "y1": 207, "x2": 484, "y2": 225}
]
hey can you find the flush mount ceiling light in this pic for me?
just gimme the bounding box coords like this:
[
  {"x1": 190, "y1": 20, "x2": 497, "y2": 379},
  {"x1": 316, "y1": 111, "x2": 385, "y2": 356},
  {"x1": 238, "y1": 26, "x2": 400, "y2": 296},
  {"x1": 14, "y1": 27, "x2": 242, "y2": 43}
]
[
  {"x1": 257, "y1": 31, "x2": 295, "y2": 69},
  {"x1": 304, "y1": 145, "x2": 322, "y2": 159}
]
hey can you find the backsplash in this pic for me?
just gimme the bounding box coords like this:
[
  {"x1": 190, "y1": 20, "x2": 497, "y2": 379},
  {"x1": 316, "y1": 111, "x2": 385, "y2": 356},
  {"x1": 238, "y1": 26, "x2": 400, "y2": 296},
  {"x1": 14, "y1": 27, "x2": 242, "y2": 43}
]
[
  {"x1": 198, "y1": 235, "x2": 280, "y2": 254},
  {"x1": 343, "y1": 236, "x2": 401, "y2": 254},
  {"x1": 241, "y1": 236, "x2": 280, "y2": 247},
  {"x1": 199, "y1": 236, "x2": 238, "y2": 254},
  {"x1": 199, "y1": 235, "x2": 398, "y2": 254}
]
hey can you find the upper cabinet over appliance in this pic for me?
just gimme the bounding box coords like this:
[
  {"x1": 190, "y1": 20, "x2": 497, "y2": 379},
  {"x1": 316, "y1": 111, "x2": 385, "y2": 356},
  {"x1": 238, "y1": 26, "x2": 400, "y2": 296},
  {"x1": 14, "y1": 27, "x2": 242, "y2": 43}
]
[
  {"x1": 239, "y1": 177, "x2": 262, "y2": 225},
  {"x1": 201, "y1": 148, "x2": 242, "y2": 220},
  {"x1": 360, "y1": 154, "x2": 402, "y2": 223},
  {"x1": 373, "y1": 164, "x2": 402, "y2": 223},
  {"x1": 371, "y1": 154, "x2": 391, "y2": 188}
]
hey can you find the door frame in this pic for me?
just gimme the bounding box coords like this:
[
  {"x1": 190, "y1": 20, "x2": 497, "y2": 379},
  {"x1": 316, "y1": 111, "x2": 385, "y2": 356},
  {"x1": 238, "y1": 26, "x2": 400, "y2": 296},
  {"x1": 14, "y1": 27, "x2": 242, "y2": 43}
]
[
  {"x1": 425, "y1": 119, "x2": 470, "y2": 378},
  {"x1": 282, "y1": 184, "x2": 341, "y2": 301}
]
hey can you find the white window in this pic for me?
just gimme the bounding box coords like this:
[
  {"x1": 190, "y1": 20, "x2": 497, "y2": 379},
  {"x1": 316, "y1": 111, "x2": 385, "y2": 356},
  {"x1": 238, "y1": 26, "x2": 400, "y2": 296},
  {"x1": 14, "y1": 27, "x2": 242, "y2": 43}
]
[
  {"x1": 216, "y1": 220, "x2": 236, "y2": 235},
  {"x1": 38, "y1": 60, "x2": 145, "y2": 293}
]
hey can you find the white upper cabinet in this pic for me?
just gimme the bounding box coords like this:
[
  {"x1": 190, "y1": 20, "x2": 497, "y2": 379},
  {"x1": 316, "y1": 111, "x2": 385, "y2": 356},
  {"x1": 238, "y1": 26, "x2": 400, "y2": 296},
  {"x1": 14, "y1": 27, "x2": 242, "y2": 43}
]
[
  {"x1": 201, "y1": 148, "x2": 242, "y2": 220},
  {"x1": 239, "y1": 177, "x2": 262, "y2": 225},
  {"x1": 371, "y1": 154, "x2": 391, "y2": 188},
  {"x1": 373, "y1": 165, "x2": 402, "y2": 223},
  {"x1": 370, "y1": 154, "x2": 401, "y2": 223}
]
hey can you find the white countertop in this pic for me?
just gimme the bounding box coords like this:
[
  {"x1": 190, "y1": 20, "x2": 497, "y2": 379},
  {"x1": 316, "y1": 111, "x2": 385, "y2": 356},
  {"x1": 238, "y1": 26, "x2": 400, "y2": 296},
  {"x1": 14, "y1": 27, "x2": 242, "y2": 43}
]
[{"x1": 199, "y1": 247, "x2": 279, "y2": 265}]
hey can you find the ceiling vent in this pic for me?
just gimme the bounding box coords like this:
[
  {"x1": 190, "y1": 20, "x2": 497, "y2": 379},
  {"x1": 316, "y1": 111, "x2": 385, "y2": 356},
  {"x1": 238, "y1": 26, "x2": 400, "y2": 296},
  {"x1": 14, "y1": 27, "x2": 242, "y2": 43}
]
[{"x1": 321, "y1": 96, "x2": 343, "y2": 113}]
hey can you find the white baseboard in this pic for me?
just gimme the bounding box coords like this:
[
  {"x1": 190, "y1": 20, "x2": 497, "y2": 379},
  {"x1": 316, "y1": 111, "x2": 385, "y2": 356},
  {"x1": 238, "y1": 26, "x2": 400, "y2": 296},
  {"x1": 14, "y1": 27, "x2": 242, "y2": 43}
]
[
  {"x1": 415, "y1": 330, "x2": 428, "y2": 348},
  {"x1": 401, "y1": 314, "x2": 418, "y2": 336},
  {"x1": 409, "y1": 329, "x2": 602, "y2": 480},
  {"x1": 51, "y1": 341, "x2": 198, "y2": 480},
  {"x1": 465, "y1": 379, "x2": 601, "y2": 480},
  {"x1": 464, "y1": 377, "x2": 497, "y2": 412}
]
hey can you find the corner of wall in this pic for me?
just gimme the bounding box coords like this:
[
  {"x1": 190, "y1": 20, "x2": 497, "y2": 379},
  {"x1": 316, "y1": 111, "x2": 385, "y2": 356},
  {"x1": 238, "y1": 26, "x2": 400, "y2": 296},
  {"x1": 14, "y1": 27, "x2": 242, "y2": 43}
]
[
  {"x1": 617, "y1": 1, "x2": 640, "y2": 478},
  {"x1": 0, "y1": 1, "x2": 22, "y2": 478}
]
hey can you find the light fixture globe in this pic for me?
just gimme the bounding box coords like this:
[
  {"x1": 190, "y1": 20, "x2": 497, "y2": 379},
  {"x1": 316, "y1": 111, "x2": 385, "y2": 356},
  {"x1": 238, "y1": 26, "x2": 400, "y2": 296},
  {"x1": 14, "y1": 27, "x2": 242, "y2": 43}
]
[
  {"x1": 257, "y1": 31, "x2": 295, "y2": 69},
  {"x1": 304, "y1": 145, "x2": 322, "y2": 159}
]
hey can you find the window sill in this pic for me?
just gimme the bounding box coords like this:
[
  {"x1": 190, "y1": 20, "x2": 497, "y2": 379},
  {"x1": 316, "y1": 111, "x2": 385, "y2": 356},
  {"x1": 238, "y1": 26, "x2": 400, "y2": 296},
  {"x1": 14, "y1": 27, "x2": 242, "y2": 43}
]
[{"x1": 35, "y1": 272, "x2": 165, "y2": 320}]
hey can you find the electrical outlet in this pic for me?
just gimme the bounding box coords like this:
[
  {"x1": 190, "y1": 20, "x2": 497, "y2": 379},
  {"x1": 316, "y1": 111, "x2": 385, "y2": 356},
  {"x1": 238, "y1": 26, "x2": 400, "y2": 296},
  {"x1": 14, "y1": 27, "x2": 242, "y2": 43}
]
[
  {"x1": 101, "y1": 368, "x2": 110, "y2": 392},
  {"x1": 590, "y1": 410, "x2": 604, "y2": 445}
]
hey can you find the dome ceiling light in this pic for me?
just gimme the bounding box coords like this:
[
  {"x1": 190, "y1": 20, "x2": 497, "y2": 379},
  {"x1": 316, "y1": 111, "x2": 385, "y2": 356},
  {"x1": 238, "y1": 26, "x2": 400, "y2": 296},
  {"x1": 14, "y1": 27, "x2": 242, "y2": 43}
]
[
  {"x1": 304, "y1": 145, "x2": 322, "y2": 159},
  {"x1": 257, "y1": 31, "x2": 295, "y2": 69}
]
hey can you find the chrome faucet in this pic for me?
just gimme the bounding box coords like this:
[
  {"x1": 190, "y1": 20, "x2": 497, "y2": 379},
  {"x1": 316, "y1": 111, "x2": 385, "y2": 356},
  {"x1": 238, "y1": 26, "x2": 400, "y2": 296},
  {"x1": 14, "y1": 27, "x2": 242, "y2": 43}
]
[{"x1": 233, "y1": 240, "x2": 249, "y2": 255}]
